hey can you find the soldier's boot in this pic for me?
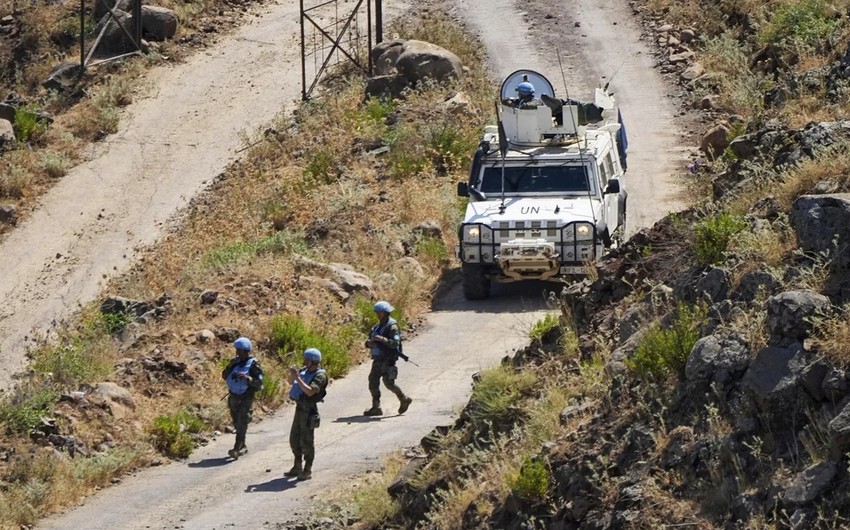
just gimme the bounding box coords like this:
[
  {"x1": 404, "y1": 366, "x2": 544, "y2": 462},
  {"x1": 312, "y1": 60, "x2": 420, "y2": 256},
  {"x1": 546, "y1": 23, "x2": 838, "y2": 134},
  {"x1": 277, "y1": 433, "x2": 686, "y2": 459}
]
[
  {"x1": 284, "y1": 456, "x2": 303, "y2": 477},
  {"x1": 398, "y1": 396, "x2": 413, "y2": 415},
  {"x1": 363, "y1": 399, "x2": 383, "y2": 416},
  {"x1": 297, "y1": 460, "x2": 313, "y2": 481}
]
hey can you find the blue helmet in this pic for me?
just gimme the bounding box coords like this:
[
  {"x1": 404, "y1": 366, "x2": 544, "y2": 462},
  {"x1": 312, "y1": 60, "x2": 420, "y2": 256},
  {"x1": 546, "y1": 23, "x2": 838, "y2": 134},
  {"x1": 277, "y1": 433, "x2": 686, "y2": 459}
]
[
  {"x1": 234, "y1": 337, "x2": 253, "y2": 352},
  {"x1": 373, "y1": 300, "x2": 394, "y2": 314},
  {"x1": 304, "y1": 348, "x2": 322, "y2": 363},
  {"x1": 517, "y1": 81, "x2": 535, "y2": 97}
]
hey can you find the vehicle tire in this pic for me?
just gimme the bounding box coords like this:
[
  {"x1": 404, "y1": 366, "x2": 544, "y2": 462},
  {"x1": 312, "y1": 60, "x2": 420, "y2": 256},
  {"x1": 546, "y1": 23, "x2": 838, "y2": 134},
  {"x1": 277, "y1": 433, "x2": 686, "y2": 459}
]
[{"x1": 462, "y1": 264, "x2": 490, "y2": 300}]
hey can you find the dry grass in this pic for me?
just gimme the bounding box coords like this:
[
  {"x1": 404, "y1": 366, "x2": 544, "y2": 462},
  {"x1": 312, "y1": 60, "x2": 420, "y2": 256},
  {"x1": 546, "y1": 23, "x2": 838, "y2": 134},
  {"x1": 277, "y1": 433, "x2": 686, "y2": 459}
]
[
  {"x1": 812, "y1": 305, "x2": 850, "y2": 367},
  {"x1": 776, "y1": 144, "x2": 850, "y2": 209}
]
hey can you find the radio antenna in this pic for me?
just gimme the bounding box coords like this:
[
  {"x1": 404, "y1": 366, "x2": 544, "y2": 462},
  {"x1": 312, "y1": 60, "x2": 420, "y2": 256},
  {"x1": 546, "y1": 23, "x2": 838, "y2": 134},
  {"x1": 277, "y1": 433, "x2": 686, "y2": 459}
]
[{"x1": 556, "y1": 49, "x2": 597, "y2": 229}]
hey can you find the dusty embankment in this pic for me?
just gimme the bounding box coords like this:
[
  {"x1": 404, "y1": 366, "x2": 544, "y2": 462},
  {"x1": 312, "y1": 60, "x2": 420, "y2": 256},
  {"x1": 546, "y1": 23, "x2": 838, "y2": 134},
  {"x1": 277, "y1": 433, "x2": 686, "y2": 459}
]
[
  {"x1": 0, "y1": 0, "x2": 308, "y2": 389},
  {"x1": 36, "y1": 0, "x2": 690, "y2": 528}
]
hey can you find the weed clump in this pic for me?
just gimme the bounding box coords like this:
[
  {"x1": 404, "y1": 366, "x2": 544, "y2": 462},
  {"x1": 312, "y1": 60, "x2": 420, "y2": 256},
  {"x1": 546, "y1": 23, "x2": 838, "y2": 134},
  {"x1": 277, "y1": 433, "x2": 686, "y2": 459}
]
[
  {"x1": 510, "y1": 456, "x2": 551, "y2": 502},
  {"x1": 469, "y1": 365, "x2": 535, "y2": 427},
  {"x1": 269, "y1": 315, "x2": 353, "y2": 378},
  {"x1": 627, "y1": 304, "x2": 707, "y2": 379},
  {"x1": 149, "y1": 411, "x2": 206, "y2": 458},
  {"x1": 0, "y1": 388, "x2": 58, "y2": 434},
  {"x1": 694, "y1": 213, "x2": 746, "y2": 266}
]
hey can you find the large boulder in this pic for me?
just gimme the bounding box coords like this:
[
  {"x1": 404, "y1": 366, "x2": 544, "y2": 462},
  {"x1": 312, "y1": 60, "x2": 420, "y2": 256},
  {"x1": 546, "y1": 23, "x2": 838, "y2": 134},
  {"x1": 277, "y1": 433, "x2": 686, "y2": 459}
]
[
  {"x1": 141, "y1": 5, "x2": 178, "y2": 41},
  {"x1": 395, "y1": 40, "x2": 463, "y2": 85},
  {"x1": 0, "y1": 118, "x2": 15, "y2": 150},
  {"x1": 733, "y1": 269, "x2": 779, "y2": 302},
  {"x1": 94, "y1": 0, "x2": 134, "y2": 21},
  {"x1": 742, "y1": 342, "x2": 810, "y2": 410},
  {"x1": 782, "y1": 461, "x2": 837, "y2": 507},
  {"x1": 371, "y1": 39, "x2": 405, "y2": 75},
  {"x1": 673, "y1": 266, "x2": 730, "y2": 305},
  {"x1": 0, "y1": 103, "x2": 15, "y2": 123},
  {"x1": 0, "y1": 204, "x2": 18, "y2": 226},
  {"x1": 700, "y1": 122, "x2": 730, "y2": 158},
  {"x1": 365, "y1": 74, "x2": 408, "y2": 99},
  {"x1": 98, "y1": 9, "x2": 137, "y2": 52},
  {"x1": 790, "y1": 194, "x2": 850, "y2": 268},
  {"x1": 685, "y1": 333, "x2": 750, "y2": 391},
  {"x1": 828, "y1": 401, "x2": 850, "y2": 450},
  {"x1": 766, "y1": 290, "x2": 830, "y2": 343}
]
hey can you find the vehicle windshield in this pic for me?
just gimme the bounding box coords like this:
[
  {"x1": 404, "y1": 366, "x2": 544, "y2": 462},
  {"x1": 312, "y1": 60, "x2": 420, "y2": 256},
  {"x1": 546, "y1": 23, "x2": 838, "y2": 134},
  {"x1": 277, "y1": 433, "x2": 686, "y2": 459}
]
[{"x1": 478, "y1": 164, "x2": 594, "y2": 194}]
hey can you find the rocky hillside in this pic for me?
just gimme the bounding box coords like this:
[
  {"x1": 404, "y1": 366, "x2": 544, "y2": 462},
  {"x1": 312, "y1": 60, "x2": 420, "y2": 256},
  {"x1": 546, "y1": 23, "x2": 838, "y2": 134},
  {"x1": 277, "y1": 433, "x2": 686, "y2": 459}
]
[{"x1": 310, "y1": 1, "x2": 850, "y2": 528}]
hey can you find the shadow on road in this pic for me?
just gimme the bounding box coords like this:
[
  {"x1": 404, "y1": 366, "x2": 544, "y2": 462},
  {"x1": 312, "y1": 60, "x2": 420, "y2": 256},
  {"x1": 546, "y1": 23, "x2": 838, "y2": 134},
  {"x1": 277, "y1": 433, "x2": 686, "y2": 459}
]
[
  {"x1": 333, "y1": 414, "x2": 391, "y2": 423},
  {"x1": 245, "y1": 477, "x2": 299, "y2": 493},
  {"x1": 187, "y1": 457, "x2": 232, "y2": 468},
  {"x1": 431, "y1": 270, "x2": 561, "y2": 314}
]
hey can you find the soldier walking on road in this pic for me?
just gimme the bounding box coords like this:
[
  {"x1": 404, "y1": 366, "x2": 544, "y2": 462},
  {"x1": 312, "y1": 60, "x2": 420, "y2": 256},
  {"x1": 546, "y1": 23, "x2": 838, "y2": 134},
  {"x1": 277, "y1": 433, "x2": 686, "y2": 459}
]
[
  {"x1": 363, "y1": 301, "x2": 412, "y2": 417},
  {"x1": 222, "y1": 337, "x2": 264, "y2": 459},
  {"x1": 285, "y1": 348, "x2": 328, "y2": 481}
]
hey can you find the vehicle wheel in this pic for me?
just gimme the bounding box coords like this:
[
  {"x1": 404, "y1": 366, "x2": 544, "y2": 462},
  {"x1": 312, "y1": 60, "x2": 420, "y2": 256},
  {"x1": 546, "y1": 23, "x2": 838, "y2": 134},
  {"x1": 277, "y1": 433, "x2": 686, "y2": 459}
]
[{"x1": 462, "y1": 264, "x2": 491, "y2": 300}]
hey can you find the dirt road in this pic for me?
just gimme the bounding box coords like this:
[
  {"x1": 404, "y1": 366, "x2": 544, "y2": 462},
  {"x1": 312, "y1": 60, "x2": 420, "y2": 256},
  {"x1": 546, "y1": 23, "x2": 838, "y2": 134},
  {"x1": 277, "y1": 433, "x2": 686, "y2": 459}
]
[
  {"x1": 0, "y1": 1, "x2": 310, "y2": 387},
  {"x1": 26, "y1": 0, "x2": 686, "y2": 526}
]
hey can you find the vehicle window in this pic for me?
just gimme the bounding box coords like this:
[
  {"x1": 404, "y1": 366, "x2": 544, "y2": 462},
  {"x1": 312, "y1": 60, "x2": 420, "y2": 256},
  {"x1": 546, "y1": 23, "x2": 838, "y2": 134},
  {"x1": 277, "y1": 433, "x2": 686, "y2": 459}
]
[{"x1": 479, "y1": 165, "x2": 593, "y2": 194}]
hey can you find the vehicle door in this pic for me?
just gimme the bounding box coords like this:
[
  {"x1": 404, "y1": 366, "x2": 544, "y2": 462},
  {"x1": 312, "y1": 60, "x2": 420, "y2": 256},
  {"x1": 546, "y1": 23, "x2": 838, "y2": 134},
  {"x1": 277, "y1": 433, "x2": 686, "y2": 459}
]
[{"x1": 600, "y1": 151, "x2": 621, "y2": 233}]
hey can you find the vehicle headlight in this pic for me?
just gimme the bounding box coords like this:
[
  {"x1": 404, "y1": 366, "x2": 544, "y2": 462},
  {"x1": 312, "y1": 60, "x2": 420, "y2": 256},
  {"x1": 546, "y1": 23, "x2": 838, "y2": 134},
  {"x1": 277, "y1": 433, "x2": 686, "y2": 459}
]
[
  {"x1": 575, "y1": 223, "x2": 594, "y2": 241},
  {"x1": 463, "y1": 224, "x2": 492, "y2": 243}
]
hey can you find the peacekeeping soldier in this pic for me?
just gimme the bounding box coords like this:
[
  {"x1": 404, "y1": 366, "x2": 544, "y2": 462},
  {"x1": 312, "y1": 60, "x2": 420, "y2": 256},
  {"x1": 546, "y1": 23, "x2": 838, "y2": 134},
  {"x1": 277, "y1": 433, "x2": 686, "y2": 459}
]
[
  {"x1": 222, "y1": 337, "x2": 264, "y2": 459},
  {"x1": 363, "y1": 301, "x2": 412, "y2": 417},
  {"x1": 285, "y1": 348, "x2": 328, "y2": 481}
]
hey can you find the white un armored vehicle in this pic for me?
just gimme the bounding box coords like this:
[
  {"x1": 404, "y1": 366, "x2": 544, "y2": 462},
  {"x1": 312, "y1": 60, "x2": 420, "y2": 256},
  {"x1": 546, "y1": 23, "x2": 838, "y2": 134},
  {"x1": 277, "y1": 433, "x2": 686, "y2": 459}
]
[{"x1": 457, "y1": 70, "x2": 628, "y2": 299}]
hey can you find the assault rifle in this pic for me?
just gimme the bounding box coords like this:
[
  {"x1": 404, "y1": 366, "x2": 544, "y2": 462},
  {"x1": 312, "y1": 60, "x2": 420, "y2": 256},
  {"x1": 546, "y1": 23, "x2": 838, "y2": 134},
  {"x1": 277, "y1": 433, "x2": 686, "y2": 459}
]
[{"x1": 374, "y1": 337, "x2": 420, "y2": 367}]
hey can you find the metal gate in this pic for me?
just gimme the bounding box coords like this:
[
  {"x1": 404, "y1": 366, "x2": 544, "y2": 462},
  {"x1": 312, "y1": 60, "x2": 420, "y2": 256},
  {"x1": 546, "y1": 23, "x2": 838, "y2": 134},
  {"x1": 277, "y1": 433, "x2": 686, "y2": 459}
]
[
  {"x1": 79, "y1": 0, "x2": 144, "y2": 71},
  {"x1": 299, "y1": 0, "x2": 383, "y2": 100}
]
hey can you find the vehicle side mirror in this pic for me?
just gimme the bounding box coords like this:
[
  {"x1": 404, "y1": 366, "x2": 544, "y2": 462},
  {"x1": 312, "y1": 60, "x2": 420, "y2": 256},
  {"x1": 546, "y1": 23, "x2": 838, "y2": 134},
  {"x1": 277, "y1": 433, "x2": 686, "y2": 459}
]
[
  {"x1": 605, "y1": 179, "x2": 620, "y2": 195},
  {"x1": 457, "y1": 182, "x2": 469, "y2": 197}
]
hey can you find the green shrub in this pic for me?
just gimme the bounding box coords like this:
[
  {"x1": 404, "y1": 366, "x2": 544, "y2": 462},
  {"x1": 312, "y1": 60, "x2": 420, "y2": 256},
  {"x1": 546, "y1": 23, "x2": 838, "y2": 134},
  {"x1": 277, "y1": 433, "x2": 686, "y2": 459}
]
[
  {"x1": 361, "y1": 97, "x2": 396, "y2": 123},
  {"x1": 627, "y1": 304, "x2": 707, "y2": 379},
  {"x1": 149, "y1": 411, "x2": 205, "y2": 458},
  {"x1": 426, "y1": 122, "x2": 476, "y2": 175},
  {"x1": 0, "y1": 388, "x2": 58, "y2": 434},
  {"x1": 30, "y1": 312, "x2": 117, "y2": 385},
  {"x1": 39, "y1": 150, "x2": 73, "y2": 179},
  {"x1": 414, "y1": 235, "x2": 449, "y2": 263},
  {"x1": 694, "y1": 213, "x2": 746, "y2": 266},
  {"x1": 760, "y1": 0, "x2": 842, "y2": 51},
  {"x1": 304, "y1": 148, "x2": 339, "y2": 185},
  {"x1": 255, "y1": 373, "x2": 281, "y2": 405},
  {"x1": 529, "y1": 313, "x2": 559, "y2": 344},
  {"x1": 469, "y1": 365, "x2": 535, "y2": 427},
  {"x1": 13, "y1": 105, "x2": 49, "y2": 144},
  {"x1": 269, "y1": 315, "x2": 353, "y2": 378},
  {"x1": 202, "y1": 231, "x2": 309, "y2": 270},
  {"x1": 510, "y1": 456, "x2": 551, "y2": 501}
]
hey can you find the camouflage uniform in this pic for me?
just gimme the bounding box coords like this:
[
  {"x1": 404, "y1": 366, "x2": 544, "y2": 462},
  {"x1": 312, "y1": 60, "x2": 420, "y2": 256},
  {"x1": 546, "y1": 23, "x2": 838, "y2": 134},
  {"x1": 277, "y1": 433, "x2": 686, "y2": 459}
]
[
  {"x1": 365, "y1": 317, "x2": 411, "y2": 415},
  {"x1": 222, "y1": 356, "x2": 264, "y2": 456},
  {"x1": 289, "y1": 368, "x2": 328, "y2": 477}
]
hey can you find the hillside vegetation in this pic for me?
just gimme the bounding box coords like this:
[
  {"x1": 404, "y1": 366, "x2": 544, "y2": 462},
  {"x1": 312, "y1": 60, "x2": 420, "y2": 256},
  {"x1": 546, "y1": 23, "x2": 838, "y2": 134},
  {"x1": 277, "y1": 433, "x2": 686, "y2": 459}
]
[
  {"x1": 305, "y1": 1, "x2": 850, "y2": 529},
  {"x1": 0, "y1": 9, "x2": 490, "y2": 527}
]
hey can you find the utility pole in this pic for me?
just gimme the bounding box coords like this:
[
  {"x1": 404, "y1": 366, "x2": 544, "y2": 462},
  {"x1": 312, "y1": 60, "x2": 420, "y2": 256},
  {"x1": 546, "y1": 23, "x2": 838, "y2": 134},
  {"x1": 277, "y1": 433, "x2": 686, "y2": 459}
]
[{"x1": 375, "y1": 0, "x2": 382, "y2": 44}]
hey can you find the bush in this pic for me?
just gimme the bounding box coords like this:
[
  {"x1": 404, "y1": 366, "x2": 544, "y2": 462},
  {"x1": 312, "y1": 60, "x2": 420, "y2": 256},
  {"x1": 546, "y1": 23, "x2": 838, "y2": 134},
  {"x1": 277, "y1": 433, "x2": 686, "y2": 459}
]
[
  {"x1": 0, "y1": 388, "x2": 58, "y2": 434},
  {"x1": 13, "y1": 105, "x2": 49, "y2": 144},
  {"x1": 693, "y1": 213, "x2": 746, "y2": 266},
  {"x1": 30, "y1": 312, "x2": 117, "y2": 386},
  {"x1": 255, "y1": 373, "x2": 282, "y2": 406},
  {"x1": 510, "y1": 456, "x2": 551, "y2": 501},
  {"x1": 149, "y1": 411, "x2": 206, "y2": 458},
  {"x1": 469, "y1": 365, "x2": 535, "y2": 427},
  {"x1": 529, "y1": 313, "x2": 559, "y2": 344},
  {"x1": 269, "y1": 315, "x2": 353, "y2": 378},
  {"x1": 202, "y1": 231, "x2": 309, "y2": 270},
  {"x1": 760, "y1": 0, "x2": 842, "y2": 51},
  {"x1": 414, "y1": 234, "x2": 449, "y2": 263},
  {"x1": 627, "y1": 304, "x2": 707, "y2": 379}
]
